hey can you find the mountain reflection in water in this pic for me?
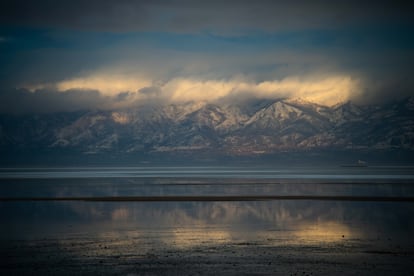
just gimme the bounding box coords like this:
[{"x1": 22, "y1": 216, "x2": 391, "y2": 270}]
[
  {"x1": 1, "y1": 166, "x2": 414, "y2": 274},
  {"x1": 1, "y1": 166, "x2": 413, "y2": 243}
]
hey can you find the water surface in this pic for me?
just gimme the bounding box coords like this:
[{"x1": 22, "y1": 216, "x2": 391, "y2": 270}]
[{"x1": 1, "y1": 166, "x2": 414, "y2": 274}]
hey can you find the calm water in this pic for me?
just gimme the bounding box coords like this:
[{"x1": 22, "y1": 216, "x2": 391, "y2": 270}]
[{"x1": 1, "y1": 166, "x2": 414, "y2": 242}]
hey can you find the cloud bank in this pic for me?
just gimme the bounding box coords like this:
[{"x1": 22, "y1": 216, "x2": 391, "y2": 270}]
[
  {"x1": 1, "y1": 74, "x2": 361, "y2": 114},
  {"x1": 0, "y1": 0, "x2": 413, "y2": 114}
]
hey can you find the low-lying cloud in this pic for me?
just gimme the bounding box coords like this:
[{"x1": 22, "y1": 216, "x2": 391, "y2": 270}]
[
  {"x1": 3, "y1": 74, "x2": 361, "y2": 114},
  {"x1": 0, "y1": 1, "x2": 412, "y2": 114},
  {"x1": 0, "y1": 88, "x2": 114, "y2": 114},
  {"x1": 162, "y1": 76, "x2": 359, "y2": 105}
]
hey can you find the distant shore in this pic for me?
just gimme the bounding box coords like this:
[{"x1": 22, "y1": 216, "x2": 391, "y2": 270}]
[{"x1": 2, "y1": 195, "x2": 414, "y2": 202}]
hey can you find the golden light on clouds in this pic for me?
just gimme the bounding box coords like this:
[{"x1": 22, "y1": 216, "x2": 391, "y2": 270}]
[
  {"x1": 165, "y1": 76, "x2": 359, "y2": 106},
  {"x1": 57, "y1": 75, "x2": 151, "y2": 95},
  {"x1": 25, "y1": 73, "x2": 360, "y2": 106}
]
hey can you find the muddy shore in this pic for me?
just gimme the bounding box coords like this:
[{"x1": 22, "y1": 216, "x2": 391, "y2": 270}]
[{"x1": 3, "y1": 234, "x2": 414, "y2": 275}]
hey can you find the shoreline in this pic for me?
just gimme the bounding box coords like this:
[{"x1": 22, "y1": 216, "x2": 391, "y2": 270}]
[
  {"x1": 3, "y1": 235, "x2": 414, "y2": 275},
  {"x1": 2, "y1": 195, "x2": 414, "y2": 202}
]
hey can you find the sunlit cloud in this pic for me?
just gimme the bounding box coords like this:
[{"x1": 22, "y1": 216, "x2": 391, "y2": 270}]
[
  {"x1": 165, "y1": 76, "x2": 359, "y2": 106},
  {"x1": 57, "y1": 75, "x2": 151, "y2": 95},
  {"x1": 25, "y1": 73, "x2": 360, "y2": 107},
  {"x1": 1, "y1": 1, "x2": 412, "y2": 115}
]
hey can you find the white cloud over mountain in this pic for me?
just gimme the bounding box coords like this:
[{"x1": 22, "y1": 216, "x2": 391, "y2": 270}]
[{"x1": 21, "y1": 73, "x2": 360, "y2": 111}]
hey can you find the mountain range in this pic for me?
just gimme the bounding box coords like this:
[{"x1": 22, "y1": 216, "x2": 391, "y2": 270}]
[{"x1": 1, "y1": 97, "x2": 414, "y2": 164}]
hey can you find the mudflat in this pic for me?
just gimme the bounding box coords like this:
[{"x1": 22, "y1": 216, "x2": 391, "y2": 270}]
[{"x1": 3, "y1": 230, "x2": 414, "y2": 275}]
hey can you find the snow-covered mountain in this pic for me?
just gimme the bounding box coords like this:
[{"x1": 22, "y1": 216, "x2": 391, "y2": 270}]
[{"x1": 1, "y1": 97, "x2": 414, "y2": 161}]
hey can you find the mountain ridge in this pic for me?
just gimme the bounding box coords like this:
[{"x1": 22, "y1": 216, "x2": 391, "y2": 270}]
[{"x1": 1, "y1": 97, "x2": 414, "y2": 163}]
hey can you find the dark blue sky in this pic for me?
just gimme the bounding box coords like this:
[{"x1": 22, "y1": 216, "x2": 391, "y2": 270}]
[{"x1": 0, "y1": 0, "x2": 413, "y2": 112}]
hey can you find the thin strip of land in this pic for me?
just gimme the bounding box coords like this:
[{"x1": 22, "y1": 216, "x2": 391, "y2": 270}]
[{"x1": 1, "y1": 195, "x2": 414, "y2": 202}]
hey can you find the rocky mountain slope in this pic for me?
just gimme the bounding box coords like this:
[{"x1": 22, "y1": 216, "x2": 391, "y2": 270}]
[{"x1": 1, "y1": 97, "x2": 414, "y2": 159}]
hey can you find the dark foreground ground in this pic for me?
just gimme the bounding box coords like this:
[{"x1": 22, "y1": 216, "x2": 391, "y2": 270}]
[{"x1": 2, "y1": 234, "x2": 414, "y2": 275}]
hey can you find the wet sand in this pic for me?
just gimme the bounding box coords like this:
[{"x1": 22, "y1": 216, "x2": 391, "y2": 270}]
[
  {"x1": 2, "y1": 234, "x2": 414, "y2": 275},
  {"x1": 2, "y1": 197, "x2": 414, "y2": 275}
]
